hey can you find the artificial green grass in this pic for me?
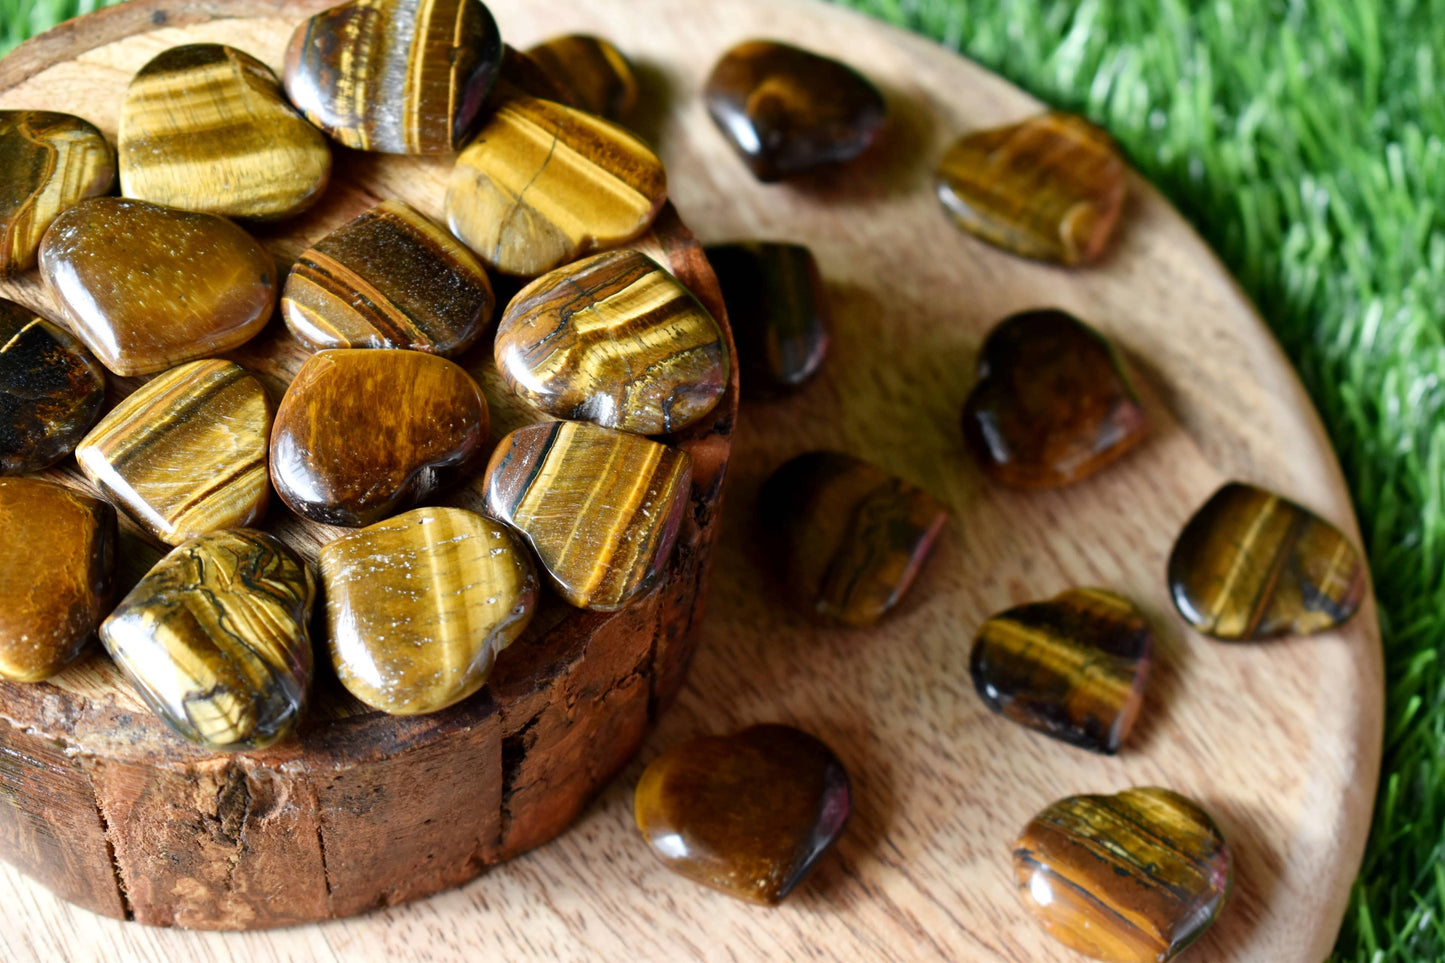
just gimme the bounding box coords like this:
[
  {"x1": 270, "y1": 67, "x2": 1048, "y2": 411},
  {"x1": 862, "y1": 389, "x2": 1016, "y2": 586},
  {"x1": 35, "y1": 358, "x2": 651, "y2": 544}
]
[{"x1": 2, "y1": 0, "x2": 1440, "y2": 958}]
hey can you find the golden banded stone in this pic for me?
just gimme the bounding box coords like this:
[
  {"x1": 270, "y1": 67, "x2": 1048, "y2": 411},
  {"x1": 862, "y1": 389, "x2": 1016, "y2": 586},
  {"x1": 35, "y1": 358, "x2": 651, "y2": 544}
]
[
  {"x1": 0, "y1": 110, "x2": 113, "y2": 275},
  {"x1": 526, "y1": 34, "x2": 638, "y2": 121}
]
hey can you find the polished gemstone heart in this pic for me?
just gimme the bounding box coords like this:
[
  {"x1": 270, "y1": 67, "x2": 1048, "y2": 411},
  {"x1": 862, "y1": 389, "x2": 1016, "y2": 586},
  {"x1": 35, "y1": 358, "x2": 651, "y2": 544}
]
[
  {"x1": 0, "y1": 478, "x2": 115, "y2": 682},
  {"x1": 39, "y1": 197, "x2": 276, "y2": 377},
  {"x1": 963, "y1": 309, "x2": 1146, "y2": 489},
  {"x1": 526, "y1": 34, "x2": 638, "y2": 121},
  {"x1": 0, "y1": 110, "x2": 113, "y2": 275},
  {"x1": 445, "y1": 95, "x2": 667, "y2": 277},
  {"x1": 1014, "y1": 787, "x2": 1232, "y2": 962},
  {"x1": 320, "y1": 506, "x2": 537, "y2": 715},
  {"x1": 759, "y1": 451, "x2": 948, "y2": 626},
  {"x1": 937, "y1": 112, "x2": 1127, "y2": 265},
  {"x1": 705, "y1": 242, "x2": 829, "y2": 397},
  {"x1": 483, "y1": 420, "x2": 691, "y2": 610},
  {"x1": 704, "y1": 40, "x2": 886, "y2": 182},
  {"x1": 1168, "y1": 482, "x2": 1366, "y2": 640},
  {"x1": 283, "y1": 199, "x2": 494, "y2": 356},
  {"x1": 270, "y1": 349, "x2": 489, "y2": 527},
  {"x1": 971, "y1": 588, "x2": 1152, "y2": 754},
  {"x1": 101, "y1": 529, "x2": 314, "y2": 751},
  {"x1": 118, "y1": 43, "x2": 331, "y2": 222},
  {"x1": 0, "y1": 299, "x2": 105, "y2": 474},
  {"x1": 634, "y1": 724, "x2": 851, "y2": 905},
  {"x1": 284, "y1": 0, "x2": 502, "y2": 153},
  {"x1": 496, "y1": 250, "x2": 728, "y2": 434},
  {"x1": 76, "y1": 360, "x2": 271, "y2": 546}
]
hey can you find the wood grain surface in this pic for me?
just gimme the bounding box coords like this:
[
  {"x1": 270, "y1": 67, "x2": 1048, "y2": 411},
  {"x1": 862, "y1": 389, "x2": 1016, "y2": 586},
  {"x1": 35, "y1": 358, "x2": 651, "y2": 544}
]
[{"x1": 0, "y1": 0, "x2": 1382, "y2": 960}]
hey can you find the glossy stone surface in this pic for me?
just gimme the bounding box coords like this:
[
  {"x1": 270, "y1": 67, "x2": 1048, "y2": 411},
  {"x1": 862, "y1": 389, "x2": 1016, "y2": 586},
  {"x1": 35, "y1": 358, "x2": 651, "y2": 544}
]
[
  {"x1": 39, "y1": 197, "x2": 276, "y2": 377},
  {"x1": 284, "y1": 0, "x2": 502, "y2": 154},
  {"x1": 101, "y1": 530, "x2": 314, "y2": 751},
  {"x1": 496, "y1": 250, "x2": 728, "y2": 434},
  {"x1": 445, "y1": 95, "x2": 667, "y2": 277},
  {"x1": 283, "y1": 199, "x2": 494, "y2": 356},
  {"x1": 526, "y1": 34, "x2": 638, "y2": 121},
  {"x1": 320, "y1": 506, "x2": 537, "y2": 715},
  {"x1": 963, "y1": 309, "x2": 1147, "y2": 489},
  {"x1": 0, "y1": 478, "x2": 115, "y2": 682},
  {"x1": 76, "y1": 360, "x2": 271, "y2": 546},
  {"x1": 1168, "y1": 482, "x2": 1366, "y2": 640},
  {"x1": 634, "y1": 724, "x2": 851, "y2": 905},
  {"x1": 937, "y1": 112, "x2": 1127, "y2": 265},
  {"x1": 270, "y1": 349, "x2": 488, "y2": 527},
  {"x1": 705, "y1": 241, "x2": 829, "y2": 397},
  {"x1": 483, "y1": 420, "x2": 691, "y2": 610},
  {"x1": 0, "y1": 299, "x2": 105, "y2": 474},
  {"x1": 1014, "y1": 787, "x2": 1232, "y2": 962},
  {"x1": 0, "y1": 110, "x2": 113, "y2": 275},
  {"x1": 971, "y1": 588, "x2": 1152, "y2": 754},
  {"x1": 704, "y1": 40, "x2": 886, "y2": 182},
  {"x1": 759, "y1": 451, "x2": 948, "y2": 626}
]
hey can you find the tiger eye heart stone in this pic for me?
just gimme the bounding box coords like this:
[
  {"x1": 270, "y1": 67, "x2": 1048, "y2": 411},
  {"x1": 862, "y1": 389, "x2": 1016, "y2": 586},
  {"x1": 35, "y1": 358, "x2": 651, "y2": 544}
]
[
  {"x1": 1168, "y1": 482, "x2": 1366, "y2": 641},
  {"x1": 101, "y1": 529, "x2": 314, "y2": 751},
  {"x1": 0, "y1": 478, "x2": 116, "y2": 682},
  {"x1": 1014, "y1": 787, "x2": 1232, "y2": 962},
  {"x1": 963, "y1": 309, "x2": 1146, "y2": 489},
  {"x1": 483, "y1": 420, "x2": 691, "y2": 611},
  {"x1": 705, "y1": 242, "x2": 829, "y2": 397},
  {"x1": 76, "y1": 360, "x2": 271, "y2": 546},
  {"x1": 283, "y1": 199, "x2": 494, "y2": 356},
  {"x1": 445, "y1": 95, "x2": 667, "y2": 277},
  {"x1": 634, "y1": 724, "x2": 851, "y2": 905},
  {"x1": 39, "y1": 197, "x2": 276, "y2": 377},
  {"x1": 320, "y1": 506, "x2": 537, "y2": 715},
  {"x1": 971, "y1": 588, "x2": 1152, "y2": 754},
  {"x1": 496, "y1": 250, "x2": 728, "y2": 434},
  {"x1": 0, "y1": 110, "x2": 113, "y2": 275},
  {"x1": 704, "y1": 40, "x2": 886, "y2": 182},
  {"x1": 270, "y1": 349, "x2": 488, "y2": 527},
  {"x1": 937, "y1": 112, "x2": 1127, "y2": 265},
  {"x1": 759, "y1": 451, "x2": 948, "y2": 627},
  {"x1": 525, "y1": 35, "x2": 638, "y2": 121},
  {"x1": 284, "y1": 0, "x2": 503, "y2": 153},
  {"x1": 0, "y1": 299, "x2": 105, "y2": 474}
]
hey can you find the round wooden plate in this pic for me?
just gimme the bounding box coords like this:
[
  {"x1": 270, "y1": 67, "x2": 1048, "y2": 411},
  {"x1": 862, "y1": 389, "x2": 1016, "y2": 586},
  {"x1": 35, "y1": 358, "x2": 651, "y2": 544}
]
[{"x1": 0, "y1": 0, "x2": 1382, "y2": 960}]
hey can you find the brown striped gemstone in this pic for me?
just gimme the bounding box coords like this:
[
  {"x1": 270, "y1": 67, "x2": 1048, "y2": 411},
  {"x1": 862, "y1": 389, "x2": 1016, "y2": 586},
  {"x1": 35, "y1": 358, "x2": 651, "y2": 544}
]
[
  {"x1": 971, "y1": 588, "x2": 1152, "y2": 754},
  {"x1": 482, "y1": 420, "x2": 691, "y2": 610},
  {"x1": 283, "y1": 200, "x2": 494, "y2": 356},
  {"x1": 496, "y1": 250, "x2": 728, "y2": 435},
  {"x1": 525, "y1": 34, "x2": 638, "y2": 121},
  {"x1": 1014, "y1": 787, "x2": 1232, "y2": 962},
  {"x1": 0, "y1": 110, "x2": 113, "y2": 275},
  {"x1": 76, "y1": 360, "x2": 272, "y2": 546},
  {"x1": 1168, "y1": 482, "x2": 1366, "y2": 641},
  {"x1": 0, "y1": 299, "x2": 105, "y2": 474}
]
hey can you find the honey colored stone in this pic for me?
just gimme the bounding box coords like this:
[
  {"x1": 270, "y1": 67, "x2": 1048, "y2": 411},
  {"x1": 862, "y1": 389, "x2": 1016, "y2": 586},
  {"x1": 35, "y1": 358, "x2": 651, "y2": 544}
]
[
  {"x1": 971, "y1": 588, "x2": 1152, "y2": 754},
  {"x1": 76, "y1": 360, "x2": 271, "y2": 546},
  {"x1": 0, "y1": 299, "x2": 105, "y2": 474},
  {"x1": 0, "y1": 478, "x2": 115, "y2": 682},
  {"x1": 483, "y1": 420, "x2": 691, "y2": 610},
  {"x1": 525, "y1": 34, "x2": 638, "y2": 121},
  {"x1": 283, "y1": 199, "x2": 494, "y2": 356},
  {"x1": 496, "y1": 250, "x2": 728, "y2": 434},
  {"x1": 1014, "y1": 787, "x2": 1232, "y2": 962},
  {"x1": 937, "y1": 112, "x2": 1127, "y2": 265},
  {"x1": 704, "y1": 40, "x2": 886, "y2": 182},
  {"x1": 0, "y1": 110, "x2": 113, "y2": 275},
  {"x1": 270, "y1": 349, "x2": 489, "y2": 527},
  {"x1": 39, "y1": 197, "x2": 276, "y2": 377},
  {"x1": 759, "y1": 451, "x2": 948, "y2": 627},
  {"x1": 634, "y1": 724, "x2": 851, "y2": 905},
  {"x1": 101, "y1": 529, "x2": 314, "y2": 751},
  {"x1": 445, "y1": 95, "x2": 668, "y2": 277},
  {"x1": 1168, "y1": 482, "x2": 1366, "y2": 641},
  {"x1": 963, "y1": 309, "x2": 1147, "y2": 489},
  {"x1": 320, "y1": 506, "x2": 537, "y2": 715},
  {"x1": 284, "y1": 0, "x2": 503, "y2": 154}
]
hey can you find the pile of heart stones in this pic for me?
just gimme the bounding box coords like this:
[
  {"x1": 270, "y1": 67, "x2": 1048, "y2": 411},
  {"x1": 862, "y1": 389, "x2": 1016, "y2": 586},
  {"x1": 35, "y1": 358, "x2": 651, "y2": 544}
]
[{"x1": 0, "y1": 0, "x2": 1368, "y2": 958}]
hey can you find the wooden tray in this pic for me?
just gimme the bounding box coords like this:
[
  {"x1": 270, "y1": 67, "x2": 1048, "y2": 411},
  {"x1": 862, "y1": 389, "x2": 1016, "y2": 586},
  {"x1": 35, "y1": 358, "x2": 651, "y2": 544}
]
[{"x1": 0, "y1": 0, "x2": 1382, "y2": 959}]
